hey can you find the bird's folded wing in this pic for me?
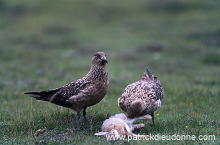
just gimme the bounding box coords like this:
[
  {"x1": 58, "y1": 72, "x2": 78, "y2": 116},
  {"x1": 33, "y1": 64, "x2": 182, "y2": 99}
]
[{"x1": 49, "y1": 79, "x2": 92, "y2": 102}]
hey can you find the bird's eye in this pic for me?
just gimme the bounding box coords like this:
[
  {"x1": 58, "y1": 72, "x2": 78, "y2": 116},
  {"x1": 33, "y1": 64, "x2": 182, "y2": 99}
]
[{"x1": 94, "y1": 54, "x2": 101, "y2": 58}]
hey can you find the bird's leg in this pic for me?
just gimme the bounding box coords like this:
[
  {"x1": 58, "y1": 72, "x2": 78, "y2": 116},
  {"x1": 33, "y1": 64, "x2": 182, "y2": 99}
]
[
  {"x1": 83, "y1": 107, "x2": 90, "y2": 128},
  {"x1": 83, "y1": 107, "x2": 87, "y2": 121},
  {"x1": 76, "y1": 112, "x2": 81, "y2": 130},
  {"x1": 150, "y1": 112, "x2": 155, "y2": 125},
  {"x1": 67, "y1": 109, "x2": 70, "y2": 119}
]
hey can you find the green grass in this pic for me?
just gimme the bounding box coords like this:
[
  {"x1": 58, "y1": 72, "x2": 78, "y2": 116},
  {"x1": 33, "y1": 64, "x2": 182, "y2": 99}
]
[{"x1": 0, "y1": 0, "x2": 219, "y2": 144}]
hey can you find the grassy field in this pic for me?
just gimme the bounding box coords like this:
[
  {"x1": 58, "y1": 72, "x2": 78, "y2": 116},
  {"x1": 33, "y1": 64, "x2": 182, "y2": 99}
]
[{"x1": 0, "y1": 0, "x2": 219, "y2": 144}]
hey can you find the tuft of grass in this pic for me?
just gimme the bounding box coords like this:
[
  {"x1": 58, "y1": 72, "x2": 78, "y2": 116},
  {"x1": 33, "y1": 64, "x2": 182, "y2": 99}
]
[{"x1": 202, "y1": 53, "x2": 220, "y2": 65}]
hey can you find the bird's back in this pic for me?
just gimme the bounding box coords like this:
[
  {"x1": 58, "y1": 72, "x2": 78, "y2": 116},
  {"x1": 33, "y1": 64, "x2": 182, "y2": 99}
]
[{"x1": 118, "y1": 69, "x2": 164, "y2": 117}]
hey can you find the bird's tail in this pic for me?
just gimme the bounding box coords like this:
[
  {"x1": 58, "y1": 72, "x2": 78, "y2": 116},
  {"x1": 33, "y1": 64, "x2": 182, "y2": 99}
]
[
  {"x1": 126, "y1": 100, "x2": 146, "y2": 118},
  {"x1": 142, "y1": 68, "x2": 161, "y2": 84},
  {"x1": 24, "y1": 88, "x2": 59, "y2": 101}
]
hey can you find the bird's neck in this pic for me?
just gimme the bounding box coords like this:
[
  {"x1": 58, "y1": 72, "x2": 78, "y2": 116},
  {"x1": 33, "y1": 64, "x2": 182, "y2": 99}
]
[{"x1": 85, "y1": 64, "x2": 108, "y2": 82}]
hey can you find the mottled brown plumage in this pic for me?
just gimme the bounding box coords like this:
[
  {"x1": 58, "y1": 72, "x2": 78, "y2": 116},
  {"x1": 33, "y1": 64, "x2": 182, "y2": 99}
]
[
  {"x1": 118, "y1": 68, "x2": 164, "y2": 124},
  {"x1": 25, "y1": 52, "x2": 108, "y2": 128}
]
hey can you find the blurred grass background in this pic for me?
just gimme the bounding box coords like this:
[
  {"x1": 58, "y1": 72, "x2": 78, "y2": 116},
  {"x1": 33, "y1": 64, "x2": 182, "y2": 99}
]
[{"x1": 0, "y1": 0, "x2": 219, "y2": 144}]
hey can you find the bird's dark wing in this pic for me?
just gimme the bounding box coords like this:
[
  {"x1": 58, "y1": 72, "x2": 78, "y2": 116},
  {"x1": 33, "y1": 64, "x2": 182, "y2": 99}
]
[
  {"x1": 25, "y1": 79, "x2": 92, "y2": 108},
  {"x1": 51, "y1": 79, "x2": 92, "y2": 102}
]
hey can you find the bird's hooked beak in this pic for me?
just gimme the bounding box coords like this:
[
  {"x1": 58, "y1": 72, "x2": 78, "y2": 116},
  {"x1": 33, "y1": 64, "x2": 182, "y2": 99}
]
[{"x1": 101, "y1": 56, "x2": 108, "y2": 63}]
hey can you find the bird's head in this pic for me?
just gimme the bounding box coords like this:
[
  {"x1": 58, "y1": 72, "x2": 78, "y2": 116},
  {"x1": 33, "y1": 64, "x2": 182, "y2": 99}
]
[{"x1": 92, "y1": 52, "x2": 108, "y2": 66}]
